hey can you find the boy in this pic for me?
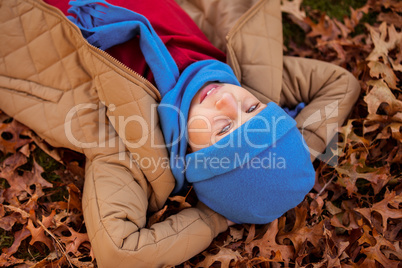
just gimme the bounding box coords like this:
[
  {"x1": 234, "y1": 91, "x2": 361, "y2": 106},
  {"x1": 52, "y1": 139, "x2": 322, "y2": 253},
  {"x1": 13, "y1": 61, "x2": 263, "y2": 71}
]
[{"x1": 67, "y1": 0, "x2": 316, "y2": 224}]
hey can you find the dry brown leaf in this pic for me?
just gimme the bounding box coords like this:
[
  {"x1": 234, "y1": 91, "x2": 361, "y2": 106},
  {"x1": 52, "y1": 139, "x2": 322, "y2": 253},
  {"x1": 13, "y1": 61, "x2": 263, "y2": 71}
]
[
  {"x1": 0, "y1": 118, "x2": 32, "y2": 154},
  {"x1": 323, "y1": 227, "x2": 350, "y2": 267},
  {"x1": 147, "y1": 205, "x2": 167, "y2": 227},
  {"x1": 245, "y1": 219, "x2": 294, "y2": 266},
  {"x1": 1, "y1": 153, "x2": 53, "y2": 204},
  {"x1": 366, "y1": 23, "x2": 402, "y2": 65},
  {"x1": 305, "y1": 14, "x2": 341, "y2": 41},
  {"x1": 66, "y1": 183, "x2": 83, "y2": 212},
  {"x1": 26, "y1": 218, "x2": 54, "y2": 250},
  {"x1": 360, "y1": 228, "x2": 400, "y2": 268},
  {"x1": 364, "y1": 80, "x2": 402, "y2": 116},
  {"x1": 0, "y1": 254, "x2": 25, "y2": 267},
  {"x1": 59, "y1": 226, "x2": 90, "y2": 255},
  {"x1": 227, "y1": 226, "x2": 244, "y2": 244},
  {"x1": 280, "y1": 0, "x2": 306, "y2": 21},
  {"x1": 343, "y1": 5, "x2": 369, "y2": 31},
  {"x1": 358, "y1": 224, "x2": 376, "y2": 246},
  {"x1": 2, "y1": 226, "x2": 31, "y2": 256},
  {"x1": 0, "y1": 212, "x2": 27, "y2": 231},
  {"x1": 378, "y1": 12, "x2": 402, "y2": 29},
  {"x1": 195, "y1": 247, "x2": 243, "y2": 268},
  {"x1": 278, "y1": 205, "x2": 324, "y2": 254},
  {"x1": 355, "y1": 190, "x2": 402, "y2": 233},
  {"x1": 368, "y1": 61, "x2": 399, "y2": 89},
  {"x1": 307, "y1": 192, "x2": 325, "y2": 217},
  {"x1": 325, "y1": 200, "x2": 343, "y2": 215},
  {"x1": 168, "y1": 195, "x2": 192, "y2": 210}
]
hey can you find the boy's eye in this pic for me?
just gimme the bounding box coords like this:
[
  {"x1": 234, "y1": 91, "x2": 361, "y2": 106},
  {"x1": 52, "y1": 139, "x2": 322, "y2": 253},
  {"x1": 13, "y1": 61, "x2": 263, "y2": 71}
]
[
  {"x1": 217, "y1": 123, "x2": 232, "y2": 135},
  {"x1": 246, "y1": 103, "x2": 260, "y2": 113}
]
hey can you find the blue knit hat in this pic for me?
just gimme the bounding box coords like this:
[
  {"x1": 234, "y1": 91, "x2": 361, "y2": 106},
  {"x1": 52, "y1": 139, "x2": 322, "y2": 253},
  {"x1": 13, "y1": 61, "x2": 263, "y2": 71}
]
[
  {"x1": 68, "y1": 0, "x2": 316, "y2": 224},
  {"x1": 186, "y1": 102, "x2": 315, "y2": 224}
]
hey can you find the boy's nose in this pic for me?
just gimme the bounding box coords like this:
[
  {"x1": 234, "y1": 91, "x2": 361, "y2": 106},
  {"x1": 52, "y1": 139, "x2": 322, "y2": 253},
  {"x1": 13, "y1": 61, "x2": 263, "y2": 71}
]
[{"x1": 215, "y1": 92, "x2": 238, "y2": 119}]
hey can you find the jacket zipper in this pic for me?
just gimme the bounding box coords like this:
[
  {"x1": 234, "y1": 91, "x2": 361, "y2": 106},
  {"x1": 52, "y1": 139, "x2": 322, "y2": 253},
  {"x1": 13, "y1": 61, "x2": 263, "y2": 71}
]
[
  {"x1": 85, "y1": 42, "x2": 162, "y2": 101},
  {"x1": 36, "y1": 0, "x2": 161, "y2": 101}
]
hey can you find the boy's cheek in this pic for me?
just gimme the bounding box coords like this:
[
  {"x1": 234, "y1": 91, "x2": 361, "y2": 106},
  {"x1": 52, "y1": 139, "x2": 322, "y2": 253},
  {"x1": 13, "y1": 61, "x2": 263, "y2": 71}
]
[
  {"x1": 188, "y1": 117, "x2": 215, "y2": 151},
  {"x1": 188, "y1": 129, "x2": 213, "y2": 152}
]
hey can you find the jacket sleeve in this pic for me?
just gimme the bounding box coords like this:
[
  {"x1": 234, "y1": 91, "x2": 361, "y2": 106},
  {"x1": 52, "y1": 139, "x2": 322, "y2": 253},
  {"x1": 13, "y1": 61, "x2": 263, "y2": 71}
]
[
  {"x1": 83, "y1": 153, "x2": 228, "y2": 268},
  {"x1": 280, "y1": 56, "x2": 361, "y2": 160}
]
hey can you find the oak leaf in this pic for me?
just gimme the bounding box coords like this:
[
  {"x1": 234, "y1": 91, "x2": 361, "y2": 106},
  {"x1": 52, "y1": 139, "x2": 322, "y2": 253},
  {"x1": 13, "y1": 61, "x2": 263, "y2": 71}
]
[
  {"x1": 305, "y1": 14, "x2": 341, "y2": 41},
  {"x1": 366, "y1": 23, "x2": 402, "y2": 67},
  {"x1": 355, "y1": 190, "x2": 402, "y2": 233},
  {"x1": 323, "y1": 227, "x2": 350, "y2": 267},
  {"x1": 280, "y1": 0, "x2": 306, "y2": 21},
  {"x1": 344, "y1": 5, "x2": 369, "y2": 31},
  {"x1": 277, "y1": 205, "x2": 324, "y2": 254},
  {"x1": 55, "y1": 225, "x2": 90, "y2": 255},
  {"x1": 364, "y1": 80, "x2": 402, "y2": 116},
  {"x1": 0, "y1": 118, "x2": 32, "y2": 154},
  {"x1": 330, "y1": 200, "x2": 360, "y2": 231},
  {"x1": 378, "y1": 12, "x2": 402, "y2": 29},
  {"x1": 1, "y1": 154, "x2": 53, "y2": 204},
  {"x1": 244, "y1": 219, "x2": 294, "y2": 266},
  {"x1": 0, "y1": 255, "x2": 24, "y2": 267},
  {"x1": 0, "y1": 212, "x2": 27, "y2": 231},
  {"x1": 368, "y1": 61, "x2": 399, "y2": 90},
  {"x1": 195, "y1": 247, "x2": 243, "y2": 268},
  {"x1": 66, "y1": 183, "x2": 83, "y2": 212},
  {"x1": 168, "y1": 195, "x2": 192, "y2": 210},
  {"x1": 1, "y1": 226, "x2": 31, "y2": 256},
  {"x1": 27, "y1": 211, "x2": 56, "y2": 250},
  {"x1": 360, "y1": 228, "x2": 400, "y2": 268}
]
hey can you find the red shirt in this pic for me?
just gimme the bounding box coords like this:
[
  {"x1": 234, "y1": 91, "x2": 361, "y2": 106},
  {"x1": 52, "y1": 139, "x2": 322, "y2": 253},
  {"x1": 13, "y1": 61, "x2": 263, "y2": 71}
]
[{"x1": 44, "y1": 0, "x2": 226, "y2": 84}]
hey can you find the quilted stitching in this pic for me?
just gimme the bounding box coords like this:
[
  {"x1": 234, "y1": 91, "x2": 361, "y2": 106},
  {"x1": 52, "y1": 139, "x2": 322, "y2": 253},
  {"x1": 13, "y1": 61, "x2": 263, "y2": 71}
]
[
  {"x1": 0, "y1": 0, "x2": 174, "y2": 195},
  {"x1": 226, "y1": 0, "x2": 283, "y2": 104}
]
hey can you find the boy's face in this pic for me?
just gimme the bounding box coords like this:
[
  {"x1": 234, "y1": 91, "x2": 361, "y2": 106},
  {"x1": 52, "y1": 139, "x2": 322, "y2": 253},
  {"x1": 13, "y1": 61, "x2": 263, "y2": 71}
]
[{"x1": 187, "y1": 83, "x2": 267, "y2": 152}]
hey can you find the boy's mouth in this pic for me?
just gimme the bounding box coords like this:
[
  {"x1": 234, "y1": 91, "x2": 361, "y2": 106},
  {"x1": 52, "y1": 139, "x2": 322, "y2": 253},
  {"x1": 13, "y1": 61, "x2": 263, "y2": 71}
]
[{"x1": 199, "y1": 83, "x2": 222, "y2": 103}]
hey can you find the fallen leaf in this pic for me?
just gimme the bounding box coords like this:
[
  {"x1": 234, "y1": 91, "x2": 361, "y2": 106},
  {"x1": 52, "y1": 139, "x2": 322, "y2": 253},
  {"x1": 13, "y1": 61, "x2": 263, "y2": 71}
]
[
  {"x1": 366, "y1": 23, "x2": 402, "y2": 65},
  {"x1": 147, "y1": 205, "x2": 167, "y2": 227},
  {"x1": 360, "y1": 228, "x2": 400, "y2": 268},
  {"x1": 278, "y1": 204, "x2": 324, "y2": 254},
  {"x1": 58, "y1": 226, "x2": 90, "y2": 255},
  {"x1": 0, "y1": 118, "x2": 32, "y2": 154},
  {"x1": 66, "y1": 183, "x2": 83, "y2": 212},
  {"x1": 325, "y1": 200, "x2": 343, "y2": 215},
  {"x1": 245, "y1": 219, "x2": 294, "y2": 266},
  {"x1": 0, "y1": 212, "x2": 27, "y2": 231},
  {"x1": 355, "y1": 190, "x2": 402, "y2": 232},
  {"x1": 168, "y1": 195, "x2": 192, "y2": 210},
  {"x1": 364, "y1": 80, "x2": 402, "y2": 116},
  {"x1": 26, "y1": 218, "x2": 54, "y2": 250},
  {"x1": 195, "y1": 247, "x2": 243, "y2": 268},
  {"x1": 281, "y1": 0, "x2": 306, "y2": 21},
  {"x1": 2, "y1": 226, "x2": 31, "y2": 256},
  {"x1": 378, "y1": 12, "x2": 402, "y2": 28},
  {"x1": 305, "y1": 14, "x2": 341, "y2": 41},
  {"x1": 368, "y1": 61, "x2": 399, "y2": 89}
]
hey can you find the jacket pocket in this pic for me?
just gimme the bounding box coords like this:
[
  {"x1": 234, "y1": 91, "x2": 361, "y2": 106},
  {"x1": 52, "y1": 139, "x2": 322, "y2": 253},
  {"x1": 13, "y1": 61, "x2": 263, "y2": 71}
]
[{"x1": 0, "y1": 76, "x2": 63, "y2": 103}]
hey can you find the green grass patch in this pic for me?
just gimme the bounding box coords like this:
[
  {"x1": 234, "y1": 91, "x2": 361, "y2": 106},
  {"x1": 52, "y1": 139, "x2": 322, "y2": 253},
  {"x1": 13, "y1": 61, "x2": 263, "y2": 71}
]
[{"x1": 302, "y1": 0, "x2": 368, "y2": 21}]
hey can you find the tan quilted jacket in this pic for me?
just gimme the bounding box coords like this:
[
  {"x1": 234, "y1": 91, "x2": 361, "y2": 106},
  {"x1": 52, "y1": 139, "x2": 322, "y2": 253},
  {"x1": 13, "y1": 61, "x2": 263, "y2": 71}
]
[{"x1": 0, "y1": 0, "x2": 360, "y2": 267}]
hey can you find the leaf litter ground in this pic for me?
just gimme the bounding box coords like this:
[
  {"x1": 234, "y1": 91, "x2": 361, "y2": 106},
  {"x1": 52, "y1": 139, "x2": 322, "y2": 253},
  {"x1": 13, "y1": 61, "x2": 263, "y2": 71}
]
[{"x1": 0, "y1": 0, "x2": 401, "y2": 267}]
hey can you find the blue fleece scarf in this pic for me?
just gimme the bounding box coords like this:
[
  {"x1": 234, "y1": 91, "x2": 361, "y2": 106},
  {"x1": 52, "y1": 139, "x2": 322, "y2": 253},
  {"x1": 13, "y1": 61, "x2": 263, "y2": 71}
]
[{"x1": 68, "y1": 0, "x2": 240, "y2": 192}]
